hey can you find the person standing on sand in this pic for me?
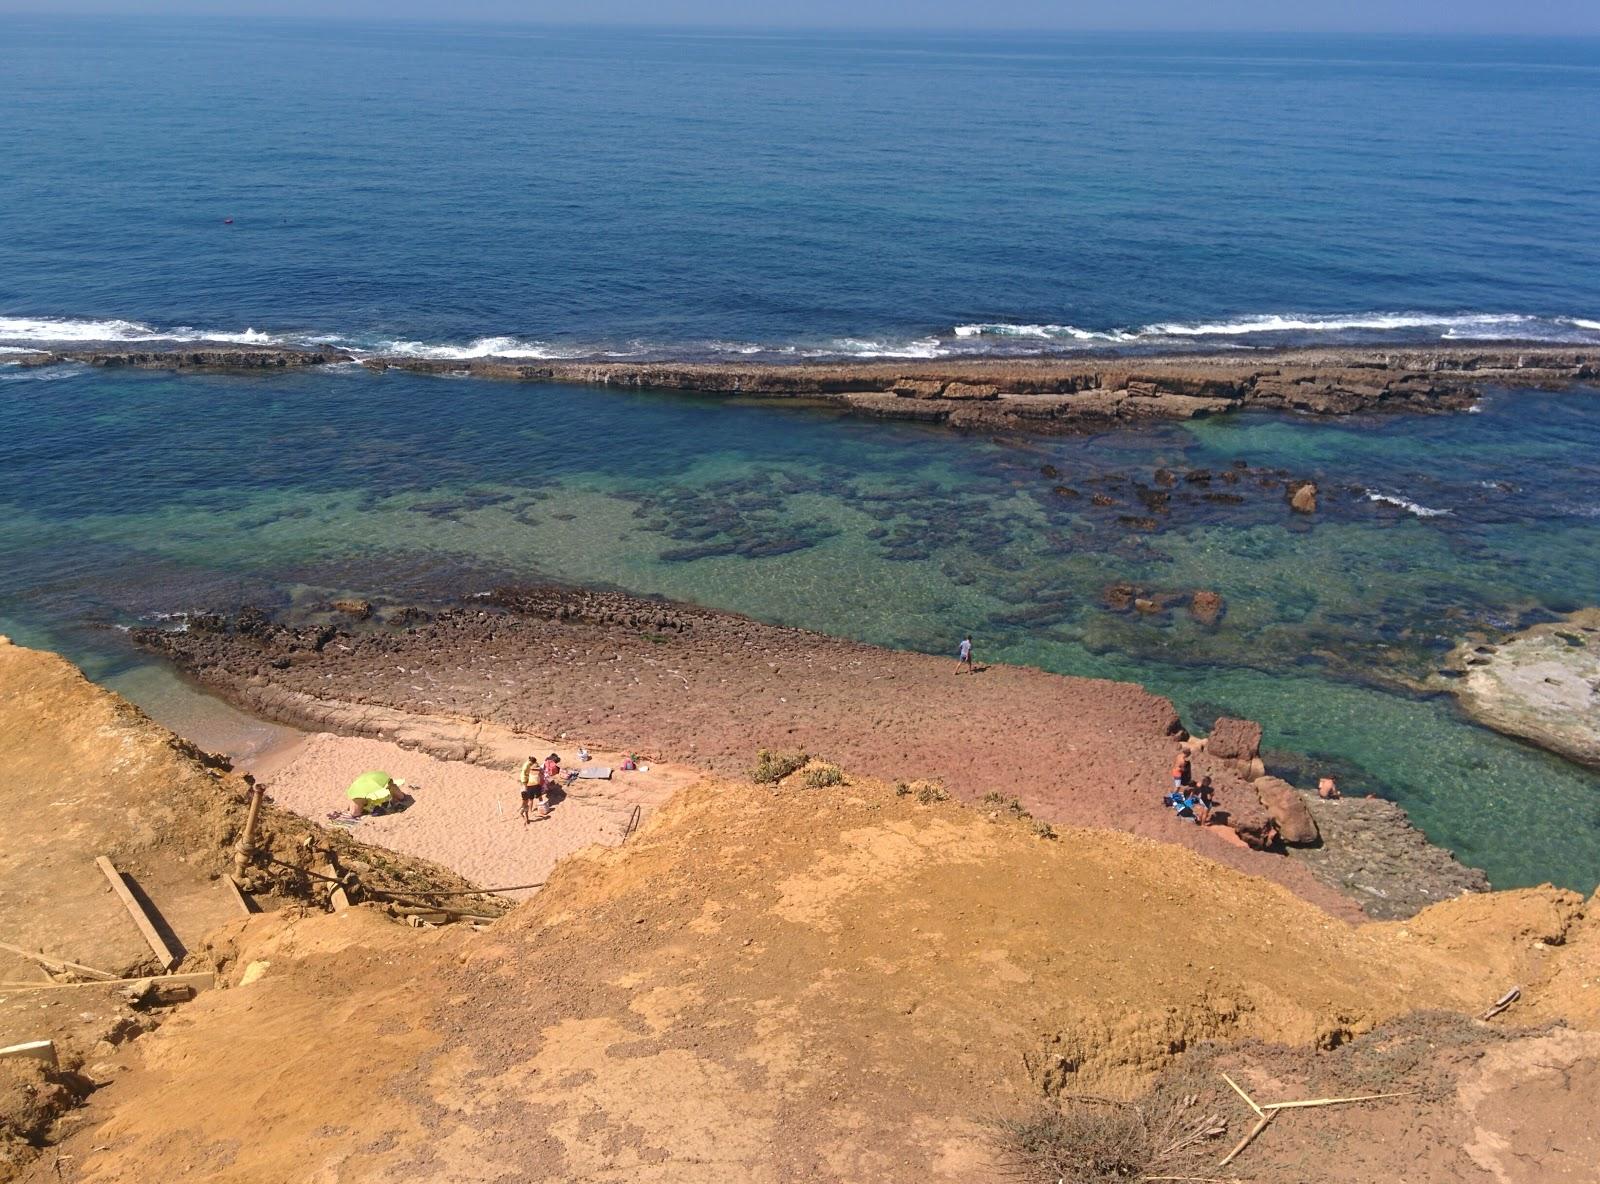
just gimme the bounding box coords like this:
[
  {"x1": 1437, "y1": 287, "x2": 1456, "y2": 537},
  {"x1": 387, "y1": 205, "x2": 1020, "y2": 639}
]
[
  {"x1": 956, "y1": 635, "x2": 973, "y2": 674},
  {"x1": 519, "y1": 754, "x2": 549, "y2": 823}
]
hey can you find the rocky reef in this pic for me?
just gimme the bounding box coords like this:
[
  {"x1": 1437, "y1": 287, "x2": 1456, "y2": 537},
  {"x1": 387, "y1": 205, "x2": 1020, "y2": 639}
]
[
  {"x1": 17, "y1": 343, "x2": 1598, "y2": 434},
  {"x1": 1443, "y1": 608, "x2": 1600, "y2": 768}
]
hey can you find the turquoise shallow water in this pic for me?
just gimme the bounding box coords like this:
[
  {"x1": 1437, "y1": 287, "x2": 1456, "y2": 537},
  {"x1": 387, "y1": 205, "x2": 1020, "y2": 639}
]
[{"x1": 2, "y1": 362, "x2": 1597, "y2": 892}]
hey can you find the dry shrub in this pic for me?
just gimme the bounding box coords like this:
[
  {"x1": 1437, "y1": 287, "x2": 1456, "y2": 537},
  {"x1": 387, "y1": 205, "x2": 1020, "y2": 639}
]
[
  {"x1": 992, "y1": 1085, "x2": 1227, "y2": 1184},
  {"x1": 752, "y1": 749, "x2": 808, "y2": 784},
  {"x1": 991, "y1": 1099, "x2": 1152, "y2": 1183},
  {"x1": 803, "y1": 762, "x2": 844, "y2": 788}
]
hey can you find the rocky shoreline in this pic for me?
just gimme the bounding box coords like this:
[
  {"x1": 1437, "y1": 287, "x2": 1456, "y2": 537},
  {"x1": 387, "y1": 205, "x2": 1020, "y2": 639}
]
[
  {"x1": 130, "y1": 585, "x2": 1488, "y2": 919},
  {"x1": 13, "y1": 342, "x2": 1598, "y2": 434},
  {"x1": 1440, "y1": 608, "x2": 1600, "y2": 769}
]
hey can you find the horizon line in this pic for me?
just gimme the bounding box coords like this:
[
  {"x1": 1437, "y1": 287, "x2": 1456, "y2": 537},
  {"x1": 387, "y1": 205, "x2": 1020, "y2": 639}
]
[{"x1": 5, "y1": 11, "x2": 1600, "y2": 38}]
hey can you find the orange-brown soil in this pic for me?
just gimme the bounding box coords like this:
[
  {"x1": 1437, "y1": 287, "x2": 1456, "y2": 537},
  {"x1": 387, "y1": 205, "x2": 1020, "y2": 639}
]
[
  {"x1": 30, "y1": 765, "x2": 1599, "y2": 1183},
  {"x1": 0, "y1": 639, "x2": 481, "y2": 1179}
]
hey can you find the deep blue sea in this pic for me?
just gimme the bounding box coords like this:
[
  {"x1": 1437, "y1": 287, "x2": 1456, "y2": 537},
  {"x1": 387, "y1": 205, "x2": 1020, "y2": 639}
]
[
  {"x1": 2, "y1": 20, "x2": 1598, "y2": 893},
  {"x1": 2, "y1": 21, "x2": 1598, "y2": 355}
]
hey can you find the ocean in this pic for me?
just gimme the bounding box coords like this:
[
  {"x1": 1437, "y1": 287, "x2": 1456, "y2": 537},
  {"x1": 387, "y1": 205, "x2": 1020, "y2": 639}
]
[
  {"x1": 2, "y1": 21, "x2": 1598, "y2": 356},
  {"x1": 2, "y1": 19, "x2": 1598, "y2": 892}
]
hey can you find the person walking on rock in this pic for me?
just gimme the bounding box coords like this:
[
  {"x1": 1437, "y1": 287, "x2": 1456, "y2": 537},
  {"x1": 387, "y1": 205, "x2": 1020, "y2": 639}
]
[{"x1": 956, "y1": 635, "x2": 974, "y2": 674}]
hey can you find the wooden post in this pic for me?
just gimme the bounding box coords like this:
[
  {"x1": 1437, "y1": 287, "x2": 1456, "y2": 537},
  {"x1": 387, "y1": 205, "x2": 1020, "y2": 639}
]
[
  {"x1": 95, "y1": 857, "x2": 180, "y2": 971},
  {"x1": 222, "y1": 875, "x2": 257, "y2": 917},
  {"x1": 234, "y1": 782, "x2": 267, "y2": 876},
  {"x1": 0, "y1": 942, "x2": 117, "y2": 981},
  {"x1": 0, "y1": 1041, "x2": 57, "y2": 1067}
]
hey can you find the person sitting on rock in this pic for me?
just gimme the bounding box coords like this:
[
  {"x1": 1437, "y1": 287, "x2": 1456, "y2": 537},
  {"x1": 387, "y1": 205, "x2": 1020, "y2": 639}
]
[{"x1": 1318, "y1": 776, "x2": 1341, "y2": 800}]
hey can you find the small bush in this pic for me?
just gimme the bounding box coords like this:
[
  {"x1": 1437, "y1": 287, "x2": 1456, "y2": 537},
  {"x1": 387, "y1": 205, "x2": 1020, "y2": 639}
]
[
  {"x1": 894, "y1": 780, "x2": 912, "y2": 797},
  {"x1": 981, "y1": 791, "x2": 1009, "y2": 805},
  {"x1": 752, "y1": 748, "x2": 808, "y2": 784},
  {"x1": 916, "y1": 782, "x2": 951, "y2": 804},
  {"x1": 803, "y1": 762, "x2": 844, "y2": 789},
  {"x1": 1031, "y1": 819, "x2": 1057, "y2": 840},
  {"x1": 990, "y1": 1100, "x2": 1152, "y2": 1184}
]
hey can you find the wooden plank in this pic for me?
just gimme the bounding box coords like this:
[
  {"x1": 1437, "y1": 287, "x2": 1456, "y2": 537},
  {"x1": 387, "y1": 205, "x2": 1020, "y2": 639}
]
[
  {"x1": 95, "y1": 857, "x2": 180, "y2": 971},
  {"x1": 0, "y1": 1040, "x2": 57, "y2": 1067},
  {"x1": 0, "y1": 972, "x2": 215, "y2": 994},
  {"x1": 0, "y1": 941, "x2": 118, "y2": 981},
  {"x1": 222, "y1": 875, "x2": 257, "y2": 918}
]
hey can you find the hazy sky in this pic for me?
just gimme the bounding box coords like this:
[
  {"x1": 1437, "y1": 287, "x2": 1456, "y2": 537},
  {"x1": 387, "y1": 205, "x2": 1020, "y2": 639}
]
[{"x1": 3, "y1": 0, "x2": 1598, "y2": 33}]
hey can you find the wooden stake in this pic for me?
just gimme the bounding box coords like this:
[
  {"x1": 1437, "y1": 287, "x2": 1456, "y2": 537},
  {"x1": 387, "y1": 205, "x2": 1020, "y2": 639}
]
[
  {"x1": 1480, "y1": 986, "x2": 1520, "y2": 1020},
  {"x1": 1261, "y1": 1091, "x2": 1409, "y2": 1111},
  {"x1": 222, "y1": 875, "x2": 257, "y2": 917},
  {"x1": 1221, "y1": 1073, "x2": 1263, "y2": 1116},
  {"x1": 0, "y1": 941, "x2": 117, "y2": 981},
  {"x1": 1217, "y1": 1110, "x2": 1275, "y2": 1169},
  {"x1": 95, "y1": 857, "x2": 180, "y2": 971},
  {"x1": 0, "y1": 972, "x2": 214, "y2": 993},
  {"x1": 0, "y1": 1040, "x2": 57, "y2": 1067}
]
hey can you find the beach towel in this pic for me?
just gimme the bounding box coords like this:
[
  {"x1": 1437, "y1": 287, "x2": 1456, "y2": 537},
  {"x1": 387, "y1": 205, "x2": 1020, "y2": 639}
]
[{"x1": 577, "y1": 766, "x2": 613, "y2": 780}]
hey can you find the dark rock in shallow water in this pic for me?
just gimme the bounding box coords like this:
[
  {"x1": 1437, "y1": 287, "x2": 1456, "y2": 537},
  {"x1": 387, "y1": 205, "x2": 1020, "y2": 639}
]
[
  {"x1": 1189, "y1": 590, "x2": 1225, "y2": 627},
  {"x1": 1103, "y1": 583, "x2": 1138, "y2": 612},
  {"x1": 1290, "y1": 795, "x2": 1489, "y2": 919}
]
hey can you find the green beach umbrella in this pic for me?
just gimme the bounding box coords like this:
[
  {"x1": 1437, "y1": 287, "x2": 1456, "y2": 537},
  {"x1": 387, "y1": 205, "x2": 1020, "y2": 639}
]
[{"x1": 346, "y1": 770, "x2": 395, "y2": 806}]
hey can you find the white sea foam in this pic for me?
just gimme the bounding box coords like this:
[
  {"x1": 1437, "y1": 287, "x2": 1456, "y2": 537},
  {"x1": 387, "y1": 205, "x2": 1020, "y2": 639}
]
[
  {"x1": 810, "y1": 336, "x2": 946, "y2": 359},
  {"x1": 370, "y1": 335, "x2": 588, "y2": 360},
  {"x1": 0, "y1": 315, "x2": 284, "y2": 346},
  {"x1": 5, "y1": 308, "x2": 1597, "y2": 362},
  {"x1": 953, "y1": 322, "x2": 1137, "y2": 342},
  {"x1": 1364, "y1": 490, "x2": 1452, "y2": 517},
  {"x1": 950, "y1": 311, "x2": 1600, "y2": 347},
  {"x1": 1145, "y1": 311, "x2": 1535, "y2": 337}
]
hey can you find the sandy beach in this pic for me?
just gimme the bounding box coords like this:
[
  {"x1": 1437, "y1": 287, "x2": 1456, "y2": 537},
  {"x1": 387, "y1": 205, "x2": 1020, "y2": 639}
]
[
  {"x1": 134, "y1": 586, "x2": 1485, "y2": 919},
  {"x1": 244, "y1": 728, "x2": 694, "y2": 900}
]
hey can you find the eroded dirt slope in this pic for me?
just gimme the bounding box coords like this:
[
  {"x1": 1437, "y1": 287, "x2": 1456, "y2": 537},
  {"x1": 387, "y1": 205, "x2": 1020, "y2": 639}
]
[{"x1": 40, "y1": 771, "x2": 1597, "y2": 1184}]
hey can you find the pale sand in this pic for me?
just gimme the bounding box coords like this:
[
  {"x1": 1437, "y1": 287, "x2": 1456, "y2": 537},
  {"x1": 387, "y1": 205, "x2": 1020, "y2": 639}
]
[{"x1": 248, "y1": 732, "x2": 694, "y2": 899}]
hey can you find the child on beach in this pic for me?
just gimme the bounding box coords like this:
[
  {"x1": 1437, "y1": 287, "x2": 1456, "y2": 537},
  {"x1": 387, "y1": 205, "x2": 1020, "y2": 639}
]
[
  {"x1": 955, "y1": 635, "x2": 973, "y2": 674},
  {"x1": 519, "y1": 754, "x2": 549, "y2": 823}
]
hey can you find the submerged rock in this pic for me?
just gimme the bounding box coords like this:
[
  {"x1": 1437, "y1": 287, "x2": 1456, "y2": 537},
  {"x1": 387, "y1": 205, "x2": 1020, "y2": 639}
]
[
  {"x1": 1444, "y1": 609, "x2": 1600, "y2": 769},
  {"x1": 1288, "y1": 481, "x2": 1319, "y2": 514},
  {"x1": 1189, "y1": 590, "x2": 1225, "y2": 627}
]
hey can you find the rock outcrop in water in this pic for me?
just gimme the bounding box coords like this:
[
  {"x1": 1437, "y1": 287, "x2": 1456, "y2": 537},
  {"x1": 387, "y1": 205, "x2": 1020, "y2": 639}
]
[
  {"x1": 15, "y1": 343, "x2": 1597, "y2": 435},
  {"x1": 1444, "y1": 609, "x2": 1600, "y2": 769}
]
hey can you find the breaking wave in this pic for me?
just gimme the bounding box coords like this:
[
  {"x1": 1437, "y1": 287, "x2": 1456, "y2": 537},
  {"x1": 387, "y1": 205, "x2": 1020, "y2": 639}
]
[
  {"x1": 1364, "y1": 490, "x2": 1453, "y2": 518},
  {"x1": 3, "y1": 309, "x2": 1597, "y2": 363}
]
